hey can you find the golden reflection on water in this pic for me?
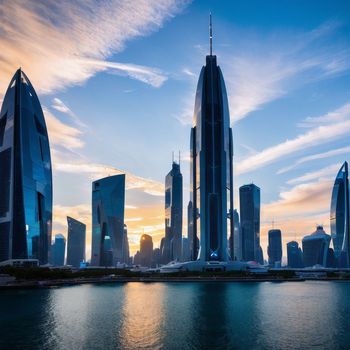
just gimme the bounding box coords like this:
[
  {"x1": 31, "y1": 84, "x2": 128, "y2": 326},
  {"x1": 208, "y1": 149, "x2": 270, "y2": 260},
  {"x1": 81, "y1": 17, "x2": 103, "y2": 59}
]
[{"x1": 119, "y1": 283, "x2": 166, "y2": 349}]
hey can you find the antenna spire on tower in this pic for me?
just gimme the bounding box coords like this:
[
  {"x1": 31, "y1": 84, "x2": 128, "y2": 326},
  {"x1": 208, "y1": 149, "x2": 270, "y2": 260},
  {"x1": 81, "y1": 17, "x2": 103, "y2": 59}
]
[
  {"x1": 209, "y1": 13, "x2": 213, "y2": 56},
  {"x1": 179, "y1": 150, "x2": 181, "y2": 167}
]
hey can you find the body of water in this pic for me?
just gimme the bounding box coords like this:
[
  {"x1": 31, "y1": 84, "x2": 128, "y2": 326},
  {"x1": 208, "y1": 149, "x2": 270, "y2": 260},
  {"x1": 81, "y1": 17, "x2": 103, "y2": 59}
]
[{"x1": 1, "y1": 281, "x2": 349, "y2": 349}]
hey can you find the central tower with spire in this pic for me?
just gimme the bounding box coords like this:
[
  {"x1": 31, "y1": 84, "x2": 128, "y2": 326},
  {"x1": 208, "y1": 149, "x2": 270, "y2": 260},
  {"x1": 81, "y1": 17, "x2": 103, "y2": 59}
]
[{"x1": 189, "y1": 15, "x2": 234, "y2": 262}]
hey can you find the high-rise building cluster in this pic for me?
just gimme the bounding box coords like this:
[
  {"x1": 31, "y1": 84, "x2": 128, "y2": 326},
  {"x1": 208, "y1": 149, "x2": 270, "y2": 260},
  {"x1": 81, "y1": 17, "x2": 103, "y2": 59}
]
[{"x1": 1, "y1": 18, "x2": 349, "y2": 271}]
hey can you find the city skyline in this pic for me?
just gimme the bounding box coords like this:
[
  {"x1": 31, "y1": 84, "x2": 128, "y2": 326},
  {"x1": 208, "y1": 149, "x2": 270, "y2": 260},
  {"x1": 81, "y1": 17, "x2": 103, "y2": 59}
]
[{"x1": 0, "y1": 1, "x2": 349, "y2": 259}]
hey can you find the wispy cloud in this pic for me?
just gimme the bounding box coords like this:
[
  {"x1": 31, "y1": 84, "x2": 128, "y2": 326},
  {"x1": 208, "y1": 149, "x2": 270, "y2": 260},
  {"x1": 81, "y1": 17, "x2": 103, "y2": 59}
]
[
  {"x1": 53, "y1": 151, "x2": 164, "y2": 197},
  {"x1": 286, "y1": 163, "x2": 340, "y2": 185},
  {"x1": 277, "y1": 146, "x2": 350, "y2": 174},
  {"x1": 0, "y1": 0, "x2": 188, "y2": 97},
  {"x1": 44, "y1": 108, "x2": 84, "y2": 149},
  {"x1": 237, "y1": 102, "x2": 350, "y2": 175},
  {"x1": 297, "y1": 102, "x2": 350, "y2": 127},
  {"x1": 262, "y1": 179, "x2": 332, "y2": 219},
  {"x1": 224, "y1": 21, "x2": 350, "y2": 122},
  {"x1": 80, "y1": 59, "x2": 168, "y2": 88},
  {"x1": 51, "y1": 98, "x2": 87, "y2": 128},
  {"x1": 51, "y1": 98, "x2": 74, "y2": 116}
]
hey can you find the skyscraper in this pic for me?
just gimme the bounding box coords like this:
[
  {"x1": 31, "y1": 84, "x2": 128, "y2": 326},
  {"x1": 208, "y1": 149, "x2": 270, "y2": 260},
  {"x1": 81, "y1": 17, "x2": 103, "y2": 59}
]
[
  {"x1": 330, "y1": 161, "x2": 350, "y2": 267},
  {"x1": 91, "y1": 174, "x2": 126, "y2": 266},
  {"x1": 268, "y1": 229, "x2": 282, "y2": 266},
  {"x1": 187, "y1": 201, "x2": 194, "y2": 260},
  {"x1": 122, "y1": 224, "x2": 130, "y2": 264},
  {"x1": 181, "y1": 237, "x2": 190, "y2": 262},
  {"x1": 162, "y1": 160, "x2": 183, "y2": 262},
  {"x1": 230, "y1": 209, "x2": 241, "y2": 261},
  {"x1": 287, "y1": 241, "x2": 303, "y2": 268},
  {"x1": 240, "y1": 184, "x2": 261, "y2": 262},
  {"x1": 302, "y1": 226, "x2": 331, "y2": 268},
  {"x1": 52, "y1": 234, "x2": 66, "y2": 266},
  {"x1": 0, "y1": 69, "x2": 52, "y2": 264},
  {"x1": 140, "y1": 234, "x2": 153, "y2": 267},
  {"x1": 66, "y1": 216, "x2": 86, "y2": 267},
  {"x1": 190, "y1": 15, "x2": 234, "y2": 262}
]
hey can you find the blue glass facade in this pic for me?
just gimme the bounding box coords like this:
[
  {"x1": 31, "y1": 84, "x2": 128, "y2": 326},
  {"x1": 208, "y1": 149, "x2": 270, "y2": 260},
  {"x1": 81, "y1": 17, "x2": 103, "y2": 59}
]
[
  {"x1": 240, "y1": 184, "x2": 261, "y2": 262},
  {"x1": 52, "y1": 234, "x2": 66, "y2": 266},
  {"x1": 232, "y1": 209, "x2": 241, "y2": 261},
  {"x1": 91, "y1": 174, "x2": 127, "y2": 266},
  {"x1": 66, "y1": 216, "x2": 86, "y2": 267},
  {"x1": 302, "y1": 226, "x2": 331, "y2": 267},
  {"x1": 268, "y1": 229, "x2": 282, "y2": 266},
  {"x1": 190, "y1": 51, "x2": 234, "y2": 262},
  {"x1": 330, "y1": 161, "x2": 350, "y2": 267},
  {"x1": 162, "y1": 161, "x2": 183, "y2": 263},
  {"x1": 287, "y1": 241, "x2": 303, "y2": 268},
  {"x1": 0, "y1": 69, "x2": 52, "y2": 264}
]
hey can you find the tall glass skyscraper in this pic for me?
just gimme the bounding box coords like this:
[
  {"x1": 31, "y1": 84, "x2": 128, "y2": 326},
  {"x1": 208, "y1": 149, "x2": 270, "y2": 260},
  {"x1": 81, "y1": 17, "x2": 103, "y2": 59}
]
[
  {"x1": 189, "y1": 16, "x2": 234, "y2": 262},
  {"x1": 330, "y1": 161, "x2": 350, "y2": 267},
  {"x1": 0, "y1": 69, "x2": 52, "y2": 264},
  {"x1": 267, "y1": 229, "x2": 282, "y2": 266},
  {"x1": 91, "y1": 174, "x2": 127, "y2": 266},
  {"x1": 66, "y1": 216, "x2": 86, "y2": 267},
  {"x1": 162, "y1": 160, "x2": 183, "y2": 262},
  {"x1": 240, "y1": 184, "x2": 261, "y2": 262}
]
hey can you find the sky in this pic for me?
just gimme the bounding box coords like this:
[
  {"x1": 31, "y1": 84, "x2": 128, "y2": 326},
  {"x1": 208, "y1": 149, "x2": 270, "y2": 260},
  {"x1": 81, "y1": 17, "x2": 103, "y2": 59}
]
[{"x1": 0, "y1": 0, "x2": 350, "y2": 260}]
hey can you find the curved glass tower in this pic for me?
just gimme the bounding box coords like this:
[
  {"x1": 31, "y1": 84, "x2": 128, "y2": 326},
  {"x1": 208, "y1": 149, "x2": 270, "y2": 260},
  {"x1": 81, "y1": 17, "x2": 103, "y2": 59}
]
[
  {"x1": 330, "y1": 161, "x2": 350, "y2": 267},
  {"x1": 91, "y1": 174, "x2": 126, "y2": 266},
  {"x1": 0, "y1": 69, "x2": 52, "y2": 264},
  {"x1": 190, "y1": 17, "x2": 234, "y2": 261}
]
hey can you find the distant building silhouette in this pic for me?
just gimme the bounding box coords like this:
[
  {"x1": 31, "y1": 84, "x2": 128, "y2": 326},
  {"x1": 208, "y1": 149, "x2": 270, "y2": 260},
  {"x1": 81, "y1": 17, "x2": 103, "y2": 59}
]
[
  {"x1": 66, "y1": 216, "x2": 86, "y2": 267},
  {"x1": 133, "y1": 251, "x2": 141, "y2": 266},
  {"x1": 187, "y1": 201, "x2": 195, "y2": 260},
  {"x1": 287, "y1": 241, "x2": 303, "y2": 268},
  {"x1": 302, "y1": 226, "x2": 331, "y2": 267},
  {"x1": 152, "y1": 248, "x2": 161, "y2": 267},
  {"x1": 189, "y1": 15, "x2": 234, "y2": 262},
  {"x1": 91, "y1": 174, "x2": 128, "y2": 266},
  {"x1": 232, "y1": 209, "x2": 241, "y2": 260},
  {"x1": 140, "y1": 234, "x2": 153, "y2": 267},
  {"x1": 268, "y1": 229, "x2": 282, "y2": 266},
  {"x1": 162, "y1": 161, "x2": 183, "y2": 263},
  {"x1": 52, "y1": 234, "x2": 65, "y2": 266},
  {"x1": 0, "y1": 69, "x2": 52, "y2": 264},
  {"x1": 182, "y1": 237, "x2": 190, "y2": 262},
  {"x1": 330, "y1": 161, "x2": 350, "y2": 267},
  {"x1": 240, "y1": 184, "x2": 262, "y2": 263},
  {"x1": 123, "y1": 224, "x2": 130, "y2": 265}
]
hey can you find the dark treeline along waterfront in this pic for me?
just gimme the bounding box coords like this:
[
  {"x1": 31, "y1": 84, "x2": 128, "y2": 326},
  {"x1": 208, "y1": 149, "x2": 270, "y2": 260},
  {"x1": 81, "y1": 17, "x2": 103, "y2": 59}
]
[{"x1": 1, "y1": 281, "x2": 350, "y2": 349}]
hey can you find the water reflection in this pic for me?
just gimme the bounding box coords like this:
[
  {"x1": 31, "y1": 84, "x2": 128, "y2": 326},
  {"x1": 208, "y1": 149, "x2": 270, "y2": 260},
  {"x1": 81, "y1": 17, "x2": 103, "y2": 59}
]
[
  {"x1": 118, "y1": 283, "x2": 166, "y2": 349},
  {"x1": 255, "y1": 281, "x2": 350, "y2": 349},
  {"x1": 1, "y1": 282, "x2": 350, "y2": 349},
  {"x1": 0, "y1": 289, "x2": 53, "y2": 349}
]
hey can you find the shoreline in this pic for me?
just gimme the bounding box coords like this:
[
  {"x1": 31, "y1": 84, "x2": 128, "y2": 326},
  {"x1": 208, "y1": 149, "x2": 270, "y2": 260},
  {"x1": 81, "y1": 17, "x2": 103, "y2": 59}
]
[{"x1": 2, "y1": 276, "x2": 350, "y2": 289}]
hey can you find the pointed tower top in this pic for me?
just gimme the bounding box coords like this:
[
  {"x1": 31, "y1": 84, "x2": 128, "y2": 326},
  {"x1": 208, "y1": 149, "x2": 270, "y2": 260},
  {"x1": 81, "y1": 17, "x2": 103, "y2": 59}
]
[{"x1": 209, "y1": 13, "x2": 213, "y2": 56}]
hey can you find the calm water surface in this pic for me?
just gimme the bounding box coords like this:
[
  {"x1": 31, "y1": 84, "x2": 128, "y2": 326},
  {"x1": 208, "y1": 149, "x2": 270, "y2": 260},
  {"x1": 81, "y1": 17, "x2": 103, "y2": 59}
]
[{"x1": 1, "y1": 281, "x2": 350, "y2": 349}]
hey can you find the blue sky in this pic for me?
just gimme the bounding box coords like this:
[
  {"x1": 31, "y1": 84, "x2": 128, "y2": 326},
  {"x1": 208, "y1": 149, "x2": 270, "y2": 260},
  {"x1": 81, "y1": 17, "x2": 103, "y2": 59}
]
[{"x1": 0, "y1": 0, "x2": 349, "y2": 258}]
